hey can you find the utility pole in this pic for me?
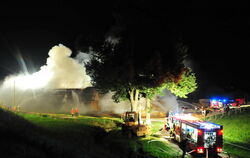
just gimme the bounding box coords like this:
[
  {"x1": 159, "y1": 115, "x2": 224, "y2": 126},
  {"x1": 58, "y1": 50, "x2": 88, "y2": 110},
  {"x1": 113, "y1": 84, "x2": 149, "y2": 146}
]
[
  {"x1": 13, "y1": 80, "x2": 15, "y2": 107},
  {"x1": 206, "y1": 148, "x2": 208, "y2": 158}
]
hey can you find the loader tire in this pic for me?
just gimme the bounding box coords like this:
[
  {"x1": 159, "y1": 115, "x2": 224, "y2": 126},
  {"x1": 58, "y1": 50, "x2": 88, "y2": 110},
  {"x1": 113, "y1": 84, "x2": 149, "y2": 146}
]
[{"x1": 128, "y1": 130, "x2": 132, "y2": 138}]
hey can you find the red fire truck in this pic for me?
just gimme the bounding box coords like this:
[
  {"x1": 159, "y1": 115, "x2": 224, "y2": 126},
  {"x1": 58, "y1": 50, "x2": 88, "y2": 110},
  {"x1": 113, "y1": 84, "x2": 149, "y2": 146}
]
[
  {"x1": 165, "y1": 113, "x2": 223, "y2": 155},
  {"x1": 210, "y1": 98, "x2": 227, "y2": 110},
  {"x1": 228, "y1": 98, "x2": 245, "y2": 107},
  {"x1": 210, "y1": 98, "x2": 246, "y2": 110}
]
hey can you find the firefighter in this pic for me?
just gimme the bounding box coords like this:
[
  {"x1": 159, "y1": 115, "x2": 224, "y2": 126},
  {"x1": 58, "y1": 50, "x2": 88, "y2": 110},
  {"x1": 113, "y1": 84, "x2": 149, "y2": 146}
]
[
  {"x1": 71, "y1": 108, "x2": 75, "y2": 117},
  {"x1": 13, "y1": 106, "x2": 17, "y2": 111},
  {"x1": 75, "y1": 108, "x2": 79, "y2": 117},
  {"x1": 166, "y1": 111, "x2": 169, "y2": 117},
  {"x1": 202, "y1": 107, "x2": 207, "y2": 116},
  {"x1": 194, "y1": 106, "x2": 198, "y2": 111},
  {"x1": 181, "y1": 107, "x2": 185, "y2": 113},
  {"x1": 129, "y1": 116, "x2": 135, "y2": 122},
  {"x1": 225, "y1": 105, "x2": 230, "y2": 113},
  {"x1": 16, "y1": 105, "x2": 21, "y2": 112},
  {"x1": 179, "y1": 137, "x2": 188, "y2": 158},
  {"x1": 165, "y1": 122, "x2": 170, "y2": 131},
  {"x1": 224, "y1": 104, "x2": 230, "y2": 113}
]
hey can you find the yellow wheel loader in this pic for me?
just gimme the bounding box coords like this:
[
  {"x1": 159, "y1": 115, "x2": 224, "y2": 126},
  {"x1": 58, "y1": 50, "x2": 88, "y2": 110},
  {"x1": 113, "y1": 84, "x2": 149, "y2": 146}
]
[{"x1": 121, "y1": 111, "x2": 151, "y2": 138}]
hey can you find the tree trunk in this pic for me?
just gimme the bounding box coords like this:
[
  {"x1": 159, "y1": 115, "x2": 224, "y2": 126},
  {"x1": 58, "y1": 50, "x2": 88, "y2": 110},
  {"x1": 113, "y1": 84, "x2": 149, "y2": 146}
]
[
  {"x1": 129, "y1": 89, "x2": 139, "y2": 112},
  {"x1": 145, "y1": 98, "x2": 151, "y2": 125},
  {"x1": 138, "y1": 99, "x2": 142, "y2": 125},
  {"x1": 129, "y1": 89, "x2": 134, "y2": 111},
  {"x1": 134, "y1": 89, "x2": 139, "y2": 110}
]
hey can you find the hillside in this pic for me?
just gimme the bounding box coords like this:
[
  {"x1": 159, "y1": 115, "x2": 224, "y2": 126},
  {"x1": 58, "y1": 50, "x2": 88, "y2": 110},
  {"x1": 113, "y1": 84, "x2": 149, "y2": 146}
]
[
  {"x1": 207, "y1": 108, "x2": 250, "y2": 158},
  {"x1": 0, "y1": 107, "x2": 186, "y2": 158}
]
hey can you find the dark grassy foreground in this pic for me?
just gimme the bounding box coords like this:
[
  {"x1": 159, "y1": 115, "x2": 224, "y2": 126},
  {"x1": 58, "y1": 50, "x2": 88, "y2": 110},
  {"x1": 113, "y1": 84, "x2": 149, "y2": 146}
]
[
  {"x1": 207, "y1": 108, "x2": 250, "y2": 158},
  {"x1": 0, "y1": 107, "x2": 183, "y2": 158}
]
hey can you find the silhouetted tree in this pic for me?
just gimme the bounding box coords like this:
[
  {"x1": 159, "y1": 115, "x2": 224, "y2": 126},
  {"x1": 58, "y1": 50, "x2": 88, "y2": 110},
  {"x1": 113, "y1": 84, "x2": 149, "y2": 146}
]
[{"x1": 80, "y1": 1, "x2": 197, "y2": 120}]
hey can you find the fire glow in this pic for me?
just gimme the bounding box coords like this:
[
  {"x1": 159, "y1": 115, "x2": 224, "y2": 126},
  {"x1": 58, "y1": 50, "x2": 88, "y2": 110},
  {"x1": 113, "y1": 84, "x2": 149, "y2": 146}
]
[
  {"x1": 4, "y1": 69, "x2": 52, "y2": 90},
  {"x1": 1, "y1": 44, "x2": 91, "y2": 91}
]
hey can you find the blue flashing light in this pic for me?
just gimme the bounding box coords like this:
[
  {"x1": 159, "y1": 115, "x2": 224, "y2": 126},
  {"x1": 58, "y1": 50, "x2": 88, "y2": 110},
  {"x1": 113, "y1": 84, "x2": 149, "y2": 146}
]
[
  {"x1": 211, "y1": 100, "x2": 217, "y2": 104},
  {"x1": 211, "y1": 98, "x2": 217, "y2": 102},
  {"x1": 199, "y1": 122, "x2": 221, "y2": 129},
  {"x1": 211, "y1": 97, "x2": 228, "y2": 103}
]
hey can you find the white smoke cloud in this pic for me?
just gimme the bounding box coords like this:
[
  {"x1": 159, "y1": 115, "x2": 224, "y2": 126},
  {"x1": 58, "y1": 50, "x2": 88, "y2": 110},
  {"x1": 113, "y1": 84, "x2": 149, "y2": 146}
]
[
  {"x1": 0, "y1": 44, "x2": 91, "y2": 109},
  {"x1": 152, "y1": 89, "x2": 179, "y2": 112},
  {"x1": 0, "y1": 44, "x2": 133, "y2": 114},
  {"x1": 44, "y1": 44, "x2": 91, "y2": 89},
  {"x1": 99, "y1": 92, "x2": 130, "y2": 114},
  {"x1": 1, "y1": 44, "x2": 91, "y2": 91},
  {"x1": 75, "y1": 51, "x2": 92, "y2": 65}
]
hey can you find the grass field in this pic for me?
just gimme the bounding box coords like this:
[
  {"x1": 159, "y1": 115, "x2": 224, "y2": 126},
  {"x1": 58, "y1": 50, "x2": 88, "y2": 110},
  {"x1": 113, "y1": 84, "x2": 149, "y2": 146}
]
[
  {"x1": 0, "y1": 107, "x2": 185, "y2": 158},
  {"x1": 207, "y1": 108, "x2": 250, "y2": 158}
]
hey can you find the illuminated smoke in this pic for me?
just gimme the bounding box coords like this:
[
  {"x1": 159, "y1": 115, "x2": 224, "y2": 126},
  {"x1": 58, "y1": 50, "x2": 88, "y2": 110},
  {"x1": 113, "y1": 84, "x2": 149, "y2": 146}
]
[
  {"x1": 1, "y1": 44, "x2": 91, "y2": 90},
  {"x1": 0, "y1": 44, "x2": 132, "y2": 114},
  {"x1": 44, "y1": 44, "x2": 91, "y2": 89},
  {"x1": 99, "y1": 92, "x2": 130, "y2": 114},
  {"x1": 75, "y1": 51, "x2": 92, "y2": 65},
  {"x1": 0, "y1": 44, "x2": 91, "y2": 109},
  {"x1": 153, "y1": 89, "x2": 179, "y2": 112}
]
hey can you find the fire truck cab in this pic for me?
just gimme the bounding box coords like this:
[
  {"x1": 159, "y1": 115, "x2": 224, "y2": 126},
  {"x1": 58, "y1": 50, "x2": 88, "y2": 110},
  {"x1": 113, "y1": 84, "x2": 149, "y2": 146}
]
[
  {"x1": 228, "y1": 98, "x2": 245, "y2": 107},
  {"x1": 210, "y1": 98, "x2": 227, "y2": 111},
  {"x1": 165, "y1": 113, "x2": 223, "y2": 155}
]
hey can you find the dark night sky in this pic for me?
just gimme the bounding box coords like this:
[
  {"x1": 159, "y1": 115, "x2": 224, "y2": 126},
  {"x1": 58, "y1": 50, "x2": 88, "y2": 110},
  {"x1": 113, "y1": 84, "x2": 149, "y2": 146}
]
[{"x1": 0, "y1": 1, "x2": 250, "y2": 98}]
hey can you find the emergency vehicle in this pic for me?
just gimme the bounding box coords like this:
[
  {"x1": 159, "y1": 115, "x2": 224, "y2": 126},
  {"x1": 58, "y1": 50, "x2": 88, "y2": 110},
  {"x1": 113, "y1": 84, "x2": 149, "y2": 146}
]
[
  {"x1": 165, "y1": 113, "x2": 223, "y2": 155},
  {"x1": 121, "y1": 112, "x2": 150, "y2": 137},
  {"x1": 210, "y1": 98, "x2": 246, "y2": 109},
  {"x1": 227, "y1": 98, "x2": 245, "y2": 107},
  {"x1": 210, "y1": 98, "x2": 227, "y2": 110}
]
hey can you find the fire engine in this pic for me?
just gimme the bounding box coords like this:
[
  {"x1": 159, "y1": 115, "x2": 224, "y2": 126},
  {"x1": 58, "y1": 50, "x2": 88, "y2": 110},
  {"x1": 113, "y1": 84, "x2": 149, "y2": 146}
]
[
  {"x1": 210, "y1": 98, "x2": 246, "y2": 111},
  {"x1": 227, "y1": 98, "x2": 245, "y2": 107},
  {"x1": 165, "y1": 113, "x2": 223, "y2": 155},
  {"x1": 210, "y1": 98, "x2": 227, "y2": 110}
]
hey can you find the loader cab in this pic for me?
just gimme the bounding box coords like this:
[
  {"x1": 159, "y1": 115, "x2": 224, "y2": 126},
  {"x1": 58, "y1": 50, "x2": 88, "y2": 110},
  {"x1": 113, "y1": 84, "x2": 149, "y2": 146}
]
[{"x1": 123, "y1": 112, "x2": 138, "y2": 126}]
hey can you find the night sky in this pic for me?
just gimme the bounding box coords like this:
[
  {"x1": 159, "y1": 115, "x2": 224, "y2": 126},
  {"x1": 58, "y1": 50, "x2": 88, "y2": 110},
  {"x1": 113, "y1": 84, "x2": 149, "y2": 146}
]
[{"x1": 0, "y1": 1, "x2": 250, "y2": 99}]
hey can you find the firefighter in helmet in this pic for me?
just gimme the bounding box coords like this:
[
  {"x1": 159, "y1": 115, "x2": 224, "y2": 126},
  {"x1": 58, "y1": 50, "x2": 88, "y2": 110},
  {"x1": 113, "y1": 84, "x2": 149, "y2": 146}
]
[
  {"x1": 71, "y1": 108, "x2": 75, "y2": 117},
  {"x1": 179, "y1": 136, "x2": 188, "y2": 158},
  {"x1": 75, "y1": 108, "x2": 79, "y2": 117}
]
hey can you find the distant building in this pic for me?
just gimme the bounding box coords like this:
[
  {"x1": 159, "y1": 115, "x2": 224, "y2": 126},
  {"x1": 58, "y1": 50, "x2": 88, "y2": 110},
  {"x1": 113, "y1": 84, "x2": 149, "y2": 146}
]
[
  {"x1": 199, "y1": 99, "x2": 210, "y2": 108},
  {"x1": 53, "y1": 87, "x2": 100, "y2": 112}
]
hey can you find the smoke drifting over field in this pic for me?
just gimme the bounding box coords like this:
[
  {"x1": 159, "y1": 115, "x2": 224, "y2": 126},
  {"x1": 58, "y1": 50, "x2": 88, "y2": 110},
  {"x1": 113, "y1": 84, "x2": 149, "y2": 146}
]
[
  {"x1": 153, "y1": 89, "x2": 179, "y2": 112},
  {"x1": 99, "y1": 92, "x2": 130, "y2": 113},
  {"x1": 0, "y1": 44, "x2": 135, "y2": 114},
  {"x1": 0, "y1": 45, "x2": 90, "y2": 112},
  {"x1": 0, "y1": 44, "x2": 91, "y2": 91},
  {"x1": 0, "y1": 44, "x2": 179, "y2": 114}
]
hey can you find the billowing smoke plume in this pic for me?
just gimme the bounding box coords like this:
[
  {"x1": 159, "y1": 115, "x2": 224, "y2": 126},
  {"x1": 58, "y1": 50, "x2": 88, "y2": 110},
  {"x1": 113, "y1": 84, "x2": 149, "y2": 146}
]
[
  {"x1": 152, "y1": 89, "x2": 179, "y2": 112},
  {"x1": 0, "y1": 44, "x2": 91, "y2": 91},
  {"x1": 41, "y1": 44, "x2": 92, "y2": 89},
  {"x1": 0, "y1": 44, "x2": 91, "y2": 111},
  {"x1": 0, "y1": 44, "x2": 133, "y2": 114},
  {"x1": 99, "y1": 92, "x2": 130, "y2": 114},
  {"x1": 0, "y1": 44, "x2": 183, "y2": 114}
]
